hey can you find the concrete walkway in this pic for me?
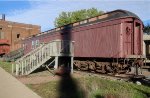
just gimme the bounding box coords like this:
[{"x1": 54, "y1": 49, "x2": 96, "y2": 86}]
[{"x1": 0, "y1": 67, "x2": 41, "y2": 98}]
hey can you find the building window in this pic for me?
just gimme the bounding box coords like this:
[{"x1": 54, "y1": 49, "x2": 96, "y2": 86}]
[
  {"x1": 0, "y1": 27, "x2": 4, "y2": 39},
  {"x1": 17, "y1": 34, "x2": 20, "y2": 38}
]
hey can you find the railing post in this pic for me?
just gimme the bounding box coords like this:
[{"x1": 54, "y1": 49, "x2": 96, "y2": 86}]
[
  {"x1": 58, "y1": 41, "x2": 61, "y2": 55},
  {"x1": 54, "y1": 56, "x2": 58, "y2": 69},
  {"x1": 16, "y1": 64, "x2": 19, "y2": 76},
  {"x1": 36, "y1": 53, "x2": 38, "y2": 66},
  {"x1": 12, "y1": 64, "x2": 14, "y2": 74},
  {"x1": 71, "y1": 41, "x2": 75, "y2": 56},
  {"x1": 49, "y1": 43, "x2": 51, "y2": 56},
  {"x1": 41, "y1": 48, "x2": 43, "y2": 62},
  {"x1": 24, "y1": 58, "x2": 27, "y2": 75},
  {"x1": 71, "y1": 56, "x2": 74, "y2": 73},
  {"x1": 24, "y1": 61, "x2": 27, "y2": 75},
  {"x1": 21, "y1": 61, "x2": 24, "y2": 75},
  {"x1": 29, "y1": 55, "x2": 32, "y2": 73},
  {"x1": 53, "y1": 42, "x2": 55, "y2": 56}
]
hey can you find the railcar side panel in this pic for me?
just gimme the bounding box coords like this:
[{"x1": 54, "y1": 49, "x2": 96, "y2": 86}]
[
  {"x1": 22, "y1": 18, "x2": 143, "y2": 59},
  {"x1": 73, "y1": 22, "x2": 121, "y2": 58}
]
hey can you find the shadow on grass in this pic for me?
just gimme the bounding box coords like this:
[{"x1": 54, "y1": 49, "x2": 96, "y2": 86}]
[
  {"x1": 129, "y1": 76, "x2": 150, "y2": 87},
  {"x1": 95, "y1": 95, "x2": 103, "y2": 98},
  {"x1": 95, "y1": 94, "x2": 119, "y2": 98},
  {"x1": 58, "y1": 74, "x2": 85, "y2": 98}
]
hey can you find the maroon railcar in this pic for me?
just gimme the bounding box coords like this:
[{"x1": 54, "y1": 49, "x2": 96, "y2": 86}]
[{"x1": 23, "y1": 10, "x2": 144, "y2": 73}]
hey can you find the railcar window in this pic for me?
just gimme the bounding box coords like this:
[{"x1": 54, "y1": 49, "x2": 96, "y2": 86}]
[
  {"x1": 36, "y1": 40, "x2": 39, "y2": 47},
  {"x1": 32, "y1": 41, "x2": 35, "y2": 49}
]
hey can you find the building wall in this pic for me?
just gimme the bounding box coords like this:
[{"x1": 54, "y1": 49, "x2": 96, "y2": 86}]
[{"x1": 0, "y1": 19, "x2": 41, "y2": 51}]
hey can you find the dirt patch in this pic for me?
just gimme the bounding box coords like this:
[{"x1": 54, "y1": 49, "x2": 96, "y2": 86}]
[
  {"x1": 17, "y1": 70, "x2": 83, "y2": 84},
  {"x1": 17, "y1": 71, "x2": 60, "y2": 84},
  {"x1": 18, "y1": 75, "x2": 60, "y2": 84}
]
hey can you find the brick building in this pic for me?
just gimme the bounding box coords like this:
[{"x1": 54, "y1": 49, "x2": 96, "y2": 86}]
[{"x1": 0, "y1": 14, "x2": 41, "y2": 52}]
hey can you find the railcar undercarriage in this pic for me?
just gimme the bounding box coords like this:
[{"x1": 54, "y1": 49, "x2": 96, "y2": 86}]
[{"x1": 73, "y1": 58, "x2": 143, "y2": 74}]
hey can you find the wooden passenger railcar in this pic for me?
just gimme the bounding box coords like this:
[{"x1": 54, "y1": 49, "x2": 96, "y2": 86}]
[{"x1": 22, "y1": 10, "x2": 144, "y2": 73}]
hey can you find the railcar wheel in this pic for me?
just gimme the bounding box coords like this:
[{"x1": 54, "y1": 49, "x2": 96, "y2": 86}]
[
  {"x1": 80, "y1": 61, "x2": 88, "y2": 71},
  {"x1": 93, "y1": 61, "x2": 107, "y2": 73},
  {"x1": 73, "y1": 60, "x2": 81, "y2": 70},
  {"x1": 105, "y1": 65, "x2": 113, "y2": 73},
  {"x1": 88, "y1": 61, "x2": 96, "y2": 71}
]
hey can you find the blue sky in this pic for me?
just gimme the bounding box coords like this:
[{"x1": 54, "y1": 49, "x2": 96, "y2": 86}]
[
  {"x1": 0, "y1": 1, "x2": 30, "y2": 13},
  {"x1": 0, "y1": 0, "x2": 150, "y2": 31}
]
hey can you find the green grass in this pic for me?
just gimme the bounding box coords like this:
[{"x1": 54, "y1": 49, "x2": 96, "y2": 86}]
[
  {"x1": 81, "y1": 77, "x2": 150, "y2": 98},
  {"x1": 0, "y1": 61, "x2": 149, "y2": 98},
  {"x1": 28, "y1": 82, "x2": 58, "y2": 98},
  {"x1": 0, "y1": 61, "x2": 12, "y2": 73},
  {"x1": 27, "y1": 76, "x2": 150, "y2": 98}
]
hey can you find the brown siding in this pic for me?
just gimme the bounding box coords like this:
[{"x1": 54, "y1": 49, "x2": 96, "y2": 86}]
[
  {"x1": 0, "y1": 20, "x2": 41, "y2": 51},
  {"x1": 73, "y1": 19, "x2": 121, "y2": 58}
]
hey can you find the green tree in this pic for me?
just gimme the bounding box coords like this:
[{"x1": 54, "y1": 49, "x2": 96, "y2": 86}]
[
  {"x1": 54, "y1": 8, "x2": 104, "y2": 27},
  {"x1": 86, "y1": 8, "x2": 103, "y2": 18},
  {"x1": 54, "y1": 12, "x2": 71, "y2": 27},
  {"x1": 144, "y1": 24, "x2": 150, "y2": 34}
]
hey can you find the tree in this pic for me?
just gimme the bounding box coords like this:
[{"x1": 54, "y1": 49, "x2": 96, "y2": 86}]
[
  {"x1": 54, "y1": 8, "x2": 104, "y2": 27},
  {"x1": 144, "y1": 24, "x2": 150, "y2": 34}
]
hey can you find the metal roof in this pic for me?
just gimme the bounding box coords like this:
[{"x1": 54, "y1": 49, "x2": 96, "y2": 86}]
[
  {"x1": 105, "y1": 9, "x2": 141, "y2": 21},
  {"x1": 24, "y1": 9, "x2": 142, "y2": 40}
]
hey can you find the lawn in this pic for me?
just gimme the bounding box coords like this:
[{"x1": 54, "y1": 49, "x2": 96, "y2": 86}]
[
  {"x1": 0, "y1": 61, "x2": 150, "y2": 98},
  {"x1": 0, "y1": 61, "x2": 13, "y2": 73},
  {"x1": 27, "y1": 75, "x2": 150, "y2": 98}
]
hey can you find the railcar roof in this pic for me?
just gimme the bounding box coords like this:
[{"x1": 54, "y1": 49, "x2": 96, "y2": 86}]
[
  {"x1": 25, "y1": 9, "x2": 142, "y2": 39},
  {"x1": 53, "y1": 9, "x2": 141, "y2": 31},
  {"x1": 108, "y1": 9, "x2": 140, "y2": 20}
]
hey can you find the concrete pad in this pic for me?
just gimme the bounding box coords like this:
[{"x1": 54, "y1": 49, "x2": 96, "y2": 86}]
[{"x1": 0, "y1": 67, "x2": 41, "y2": 98}]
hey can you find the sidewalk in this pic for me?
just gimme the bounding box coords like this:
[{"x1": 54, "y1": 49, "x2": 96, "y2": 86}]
[{"x1": 0, "y1": 67, "x2": 41, "y2": 98}]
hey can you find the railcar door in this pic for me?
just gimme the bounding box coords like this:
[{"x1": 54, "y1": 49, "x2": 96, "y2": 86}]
[
  {"x1": 124, "y1": 22, "x2": 133, "y2": 56},
  {"x1": 134, "y1": 21, "x2": 142, "y2": 55}
]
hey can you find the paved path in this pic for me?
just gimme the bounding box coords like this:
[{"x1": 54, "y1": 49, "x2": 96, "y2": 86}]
[{"x1": 0, "y1": 67, "x2": 41, "y2": 98}]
